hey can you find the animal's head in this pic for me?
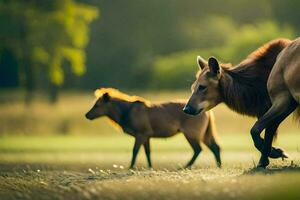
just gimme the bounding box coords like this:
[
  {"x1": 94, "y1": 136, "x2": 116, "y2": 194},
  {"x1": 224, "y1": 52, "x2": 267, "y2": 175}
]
[
  {"x1": 85, "y1": 90, "x2": 112, "y2": 120},
  {"x1": 183, "y1": 56, "x2": 223, "y2": 115},
  {"x1": 85, "y1": 88, "x2": 148, "y2": 120}
]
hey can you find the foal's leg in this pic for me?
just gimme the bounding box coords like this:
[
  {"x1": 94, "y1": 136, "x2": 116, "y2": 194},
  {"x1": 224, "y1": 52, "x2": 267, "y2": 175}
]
[
  {"x1": 202, "y1": 125, "x2": 221, "y2": 167},
  {"x1": 204, "y1": 139, "x2": 221, "y2": 167},
  {"x1": 184, "y1": 136, "x2": 202, "y2": 169},
  {"x1": 143, "y1": 138, "x2": 152, "y2": 168},
  {"x1": 251, "y1": 98, "x2": 297, "y2": 168},
  {"x1": 130, "y1": 136, "x2": 147, "y2": 169}
]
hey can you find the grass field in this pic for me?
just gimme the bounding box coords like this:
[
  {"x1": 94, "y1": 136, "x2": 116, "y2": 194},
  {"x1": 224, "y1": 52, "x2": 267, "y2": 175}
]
[
  {"x1": 0, "y1": 91, "x2": 300, "y2": 200},
  {"x1": 1, "y1": 134, "x2": 300, "y2": 200}
]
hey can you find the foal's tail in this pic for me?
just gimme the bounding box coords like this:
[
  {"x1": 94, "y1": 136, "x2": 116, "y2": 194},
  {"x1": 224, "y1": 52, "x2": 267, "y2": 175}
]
[{"x1": 204, "y1": 111, "x2": 220, "y2": 145}]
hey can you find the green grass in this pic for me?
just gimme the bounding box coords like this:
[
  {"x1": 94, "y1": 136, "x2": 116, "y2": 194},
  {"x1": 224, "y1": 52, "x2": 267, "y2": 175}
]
[{"x1": 1, "y1": 134, "x2": 300, "y2": 200}]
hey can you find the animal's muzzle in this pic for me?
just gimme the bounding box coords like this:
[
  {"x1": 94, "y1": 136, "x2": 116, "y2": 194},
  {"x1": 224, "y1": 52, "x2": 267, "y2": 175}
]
[
  {"x1": 85, "y1": 112, "x2": 93, "y2": 120},
  {"x1": 183, "y1": 105, "x2": 202, "y2": 116}
]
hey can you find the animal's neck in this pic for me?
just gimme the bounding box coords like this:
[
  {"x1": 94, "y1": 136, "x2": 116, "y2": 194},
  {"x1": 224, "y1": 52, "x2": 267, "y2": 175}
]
[
  {"x1": 106, "y1": 100, "x2": 132, "y2": 127},
  {"x1": 219, "y1": 62, "x2": 271, "y2": 117},
  {"x1": 217, "y1": 39, "x2": 290, "y2": 117}
]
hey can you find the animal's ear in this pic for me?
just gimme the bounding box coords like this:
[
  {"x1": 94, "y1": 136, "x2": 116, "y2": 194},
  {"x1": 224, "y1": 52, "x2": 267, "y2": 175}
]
[
  {"x1": 102, "y1": 92, "x2": 110, "y2": 102},
  {"x1": 208, "y1": 57, "x2": 220, "y2": 75},
  {"x1": 197, "y1": 56, "x2": 207, "y2": 70}
]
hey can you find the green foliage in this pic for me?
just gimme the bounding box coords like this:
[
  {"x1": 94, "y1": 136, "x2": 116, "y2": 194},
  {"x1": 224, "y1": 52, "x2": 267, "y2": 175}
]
[
  {"x1": 226, "y1": 21, "x2": 295, "y2": 63},
  {"x1": 152, "y1": 21, "x2": 295, "y2": 89},
  {"x1": 1, "y1": 0, "x2": 300, "y2": 91},
  {"x1": 0, "y1": 0, "x2": 98, "y2": 87},
  {"x1": 81, "y1": 0, "x2": 300, "y2": 90},
  {"x1": 179, "y1": 15, "x2": 236, "y2": 49}
]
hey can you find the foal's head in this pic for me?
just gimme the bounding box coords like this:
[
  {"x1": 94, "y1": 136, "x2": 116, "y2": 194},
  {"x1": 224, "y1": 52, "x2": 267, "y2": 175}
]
[
  {"x1": 85, "y1": 91, "x2": 113, "y2": 120},
  {"x1": 183, "y1": 56, "x2": 223, "y2": 115},
  {"x1": 85, "y1": 88, "x2": 148, "y2": 120}
]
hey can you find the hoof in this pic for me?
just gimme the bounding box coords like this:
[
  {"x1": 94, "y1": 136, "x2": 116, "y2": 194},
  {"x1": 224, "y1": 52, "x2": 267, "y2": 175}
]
[
  {"x1": 281, "y1": 152, "x2": 289, "y2": 160},
  {"x1": 258, "y1": 157, "x2": 269, "y2": 168},
  {"x1": 269, "y1": 147, "x2": 289, "y2": 159},
  {"x1": 129, "y1": 166, "x2": 136, "y2": 170},
  {"x1": 256, "y1": 162, "x2": 268, "y2": 169},
  {"x1": 255, "y1": 165, "x2": 267, "y2": 170},
  {"x1": 184, "y1": 165, "x2": 192, "y2": 170}
]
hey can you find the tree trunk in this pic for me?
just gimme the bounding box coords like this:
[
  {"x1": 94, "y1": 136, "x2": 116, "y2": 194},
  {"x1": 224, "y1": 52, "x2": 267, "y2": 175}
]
[
  {"x1": 23, "y1": 58, "x2": 35, "y2": 105},
  {"x1": 49, "y1": 84, "x2": 59, "y2": 104}
]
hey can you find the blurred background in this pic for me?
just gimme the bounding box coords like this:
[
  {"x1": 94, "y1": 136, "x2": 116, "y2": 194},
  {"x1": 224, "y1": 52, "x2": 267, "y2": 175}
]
[{"x1": 0, "y1": 0, "x2": 299, "y2": 168}]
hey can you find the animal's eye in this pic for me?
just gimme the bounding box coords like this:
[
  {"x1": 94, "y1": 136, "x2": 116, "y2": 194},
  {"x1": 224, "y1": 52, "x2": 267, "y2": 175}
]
[{"x1": 198, "y1": 85, "x2": 207, "y2": 92}]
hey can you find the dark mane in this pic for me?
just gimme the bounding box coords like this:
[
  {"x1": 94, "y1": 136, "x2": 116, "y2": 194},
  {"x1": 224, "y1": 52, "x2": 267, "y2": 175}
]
[{"x1": 220, "y1": 38, "x2": 291, "y2": 117}]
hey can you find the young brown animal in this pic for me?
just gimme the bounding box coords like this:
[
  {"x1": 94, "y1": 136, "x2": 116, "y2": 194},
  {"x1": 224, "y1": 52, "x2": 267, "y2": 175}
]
[
  {"x1": 183, "y1": 39, "x2": 292, "y2": 167},
  {"x1": 251, "y1": 37, "x2": 300, "y2": 167},
  {"x1": 85, "y1": 88, "x2": 221, "y2": 168}
]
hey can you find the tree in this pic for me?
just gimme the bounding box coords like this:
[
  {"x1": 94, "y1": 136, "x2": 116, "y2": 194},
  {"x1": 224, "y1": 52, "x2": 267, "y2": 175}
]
[{"x1": 0, "y1": 0, "x2": 99, "y2": 103}]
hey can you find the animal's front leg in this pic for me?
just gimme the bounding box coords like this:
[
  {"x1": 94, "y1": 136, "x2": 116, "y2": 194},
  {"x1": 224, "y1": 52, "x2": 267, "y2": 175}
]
[
  {"x1": 185, "y1": 137, "x2": 202, "y2": 169},
  {"x1": 265, "y1": 124, "x2": 289, "y2": 160},
  {"x1": 251, "y1": 120, "x2": 288, "y2": 160},
  {"x1": 130, "y1": 136, "x2": 147, "y2": 169},
  {"x1": 251, "y1": 99, "x2": 296, "y2": 168},
  {"x1": 251, "y1": 123, "x2": 273, "y2": 168},
  {"x1": 250, "y1": 128, "x2": 264, "y2": 154}
]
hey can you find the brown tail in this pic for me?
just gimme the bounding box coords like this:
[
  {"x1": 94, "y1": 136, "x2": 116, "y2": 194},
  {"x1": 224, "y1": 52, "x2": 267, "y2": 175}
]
[
  {"x1": 204, "y1": 111, "x2": 220, "y2": 145},
  {"x1": 205, "y1": 111, "x2": 222, "y2": 167}
]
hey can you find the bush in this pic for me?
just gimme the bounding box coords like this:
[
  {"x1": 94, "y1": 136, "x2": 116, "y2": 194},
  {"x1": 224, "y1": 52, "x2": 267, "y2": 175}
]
[{"x1": 151, "y1": 21, "x2": 295, "y2": 89}]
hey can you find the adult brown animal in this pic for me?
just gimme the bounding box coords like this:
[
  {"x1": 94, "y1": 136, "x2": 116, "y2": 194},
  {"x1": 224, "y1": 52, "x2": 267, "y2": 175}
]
[
  {"x1": 251, "y1": 37, "x2": 300, "y2": 168},
  {"x1": 183, "y1": 38, "x2": 292, "y2": 167},
  {"x1": 85, "y1": 88, "x2": 221, "y2": 169}
]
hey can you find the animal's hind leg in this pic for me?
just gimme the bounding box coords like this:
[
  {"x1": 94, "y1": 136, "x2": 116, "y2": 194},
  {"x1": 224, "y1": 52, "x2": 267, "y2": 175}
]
[
  {"x1": 143, "y1": 138, "x2": 152, "y2": 168},
  {"x1": 251, "y1": 97, "x2": 297, "y2": 168},
  {"x1": 204, "y1": 139, "x2": 221, "y2": 168},
  {"x1": 184, "y1": 136, "x2": 202, "y2": 169}
]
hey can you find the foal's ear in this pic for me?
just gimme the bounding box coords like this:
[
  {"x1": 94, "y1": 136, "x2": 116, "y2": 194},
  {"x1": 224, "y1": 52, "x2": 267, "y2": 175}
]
[
  {"x1": 197, "y1": 56, "x2": 207, "y2": 70},
  {"x1": 208, "y1": 57, "x2": 220, "y2": 75},
  {"x1": 102, "y1": 92, "x2": 110, "y2": 102}
]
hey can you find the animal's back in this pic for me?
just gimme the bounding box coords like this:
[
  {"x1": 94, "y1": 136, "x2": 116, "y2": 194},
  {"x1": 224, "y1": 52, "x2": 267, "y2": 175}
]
[{"x1": 147, "y1": 101, "x2": 209, "y2": 138}]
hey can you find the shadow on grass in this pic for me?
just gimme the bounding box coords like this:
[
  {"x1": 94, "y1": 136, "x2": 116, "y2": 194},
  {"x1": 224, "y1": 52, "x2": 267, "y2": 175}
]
[{"x1": 243, "y1": 162, "x2": 300, "y2": 175}]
